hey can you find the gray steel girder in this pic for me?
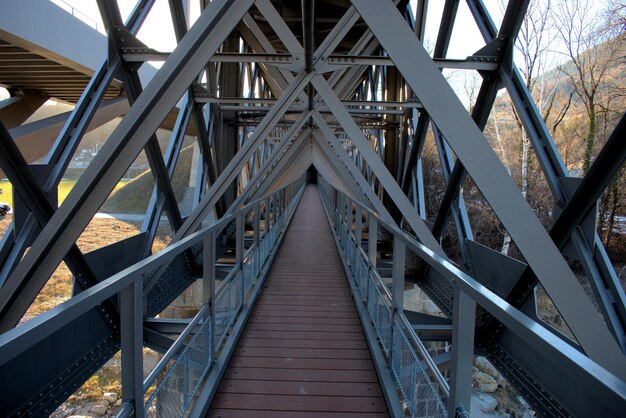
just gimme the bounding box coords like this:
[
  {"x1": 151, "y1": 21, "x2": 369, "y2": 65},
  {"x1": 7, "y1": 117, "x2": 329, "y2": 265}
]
[
  {"x1": 0, "y1": 0, "x2": 254, "y2": 330},
  {"x1": 351, "y1": 0, "x2": 626, "y2": 380}
]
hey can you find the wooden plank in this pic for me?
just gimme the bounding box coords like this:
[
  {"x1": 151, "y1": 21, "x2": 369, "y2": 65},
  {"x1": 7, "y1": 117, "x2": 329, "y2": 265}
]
[
  {"x1": 207, "y1": 186, "x2": 389, "y2": 417},
  {"x1": 243, "y1": 330, "x2": 365, "y2": 340},
  {"x1": 234, "y1": 346, "x2": 371, "y2": 359},
  {"x1": 248, "y1": 316, "x2": 360, "y2": 325},
  {"x1": 238, "y1": 337, "x2": 367, "y2": 350},
  {"x1": 246, "y1": 322, "x2": 362, "y2": 333},
  {"x1": 208, "y1": 409, "x2": 389, "y2": 417},
  {"x1": 218, "y1": 379, "x2": 383, "y2": 397},
  {"x1": 252, "y1": 304, "x2": 356, "y2": 313},
  {"x1": 211, "y1": 393, "x2": 388, "y2": 412},
  {"x1": 223, "y1": 367, "x2": 380, "y2": 383},
  {"x1": 230, "y1": 356, "x2": 375, "y2": 370}
]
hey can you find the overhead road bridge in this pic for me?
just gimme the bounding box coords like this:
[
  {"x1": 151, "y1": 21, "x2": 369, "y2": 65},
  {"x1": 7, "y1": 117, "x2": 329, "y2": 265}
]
[{"x1": 0, "y1": 1, "x2": 625, "y2": 417}]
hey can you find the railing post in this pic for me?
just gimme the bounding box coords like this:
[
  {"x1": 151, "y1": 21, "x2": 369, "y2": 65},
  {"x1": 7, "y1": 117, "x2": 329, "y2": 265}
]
[
  {"x1": 236, "y1": 210, "x2": 244, "y2": 303},
  {"x1": 368, "y1": 216, "x2": 378, "y2": 267},
  {"x1": 254, "y1": 203, "x2": 260, "y2": 248},
  {"x1": 367, "y1": 216, "x2": 378, "y2": 306},
  {"x1": 264, "y1": 196, "x2": 271, "y2": 235},
  {"x1": 389, "y1": 234, "x2": 405, "y2": 365},
  {"x1": 392, "y1": 235, "x2": 405, "y2": 310},
  {"x1": 355, "y1": 206, "x2": 362, "y2": 246},
  {"x1": 448, "y1": 286, "x2": 476, "y2": 417},
  {"x1": 120, "y1": 279, "x2": 144, "y2": 418},
  {"x1": 203, "y1": 232, "x2": 216, "y2": 362}
]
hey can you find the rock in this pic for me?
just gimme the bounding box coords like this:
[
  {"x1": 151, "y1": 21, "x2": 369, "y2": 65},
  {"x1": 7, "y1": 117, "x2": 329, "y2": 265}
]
[
  {"x1": 114, "y1": 399, "x2": 122, "y2": 407},
  {"x1": 517, "y1": 396, "x2": 530, "y2": 409},
  {"x1": 102, "y1": 392, "x2": 118, "y2": 403},
  {"x1": 91, "y1": 403, "x2": 108, "y2": 416},
  {"x1": 54, "y1": 406, "x2": 76, "y2": 418},
  {"x1": 67, "y1": 416, "x2": 92, "y2": 418},
  {"x1": 475, "y1": 371, "x2": 498, "y2": 393},
  {"x1": 522, "y1": 411, "x2": 536, "y2": 418},
  {"x1": 475, "y1": 393, "x2": 499, "y2": 413},
  {"x1": 475, "y1": 356, "x2": 500, "y2": 379}
]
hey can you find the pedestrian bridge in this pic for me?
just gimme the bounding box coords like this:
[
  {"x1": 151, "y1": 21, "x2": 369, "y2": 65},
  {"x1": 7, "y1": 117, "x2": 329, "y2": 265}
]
[{"x1": 1, "y1": 1, "x2": 626, "y2": 417}]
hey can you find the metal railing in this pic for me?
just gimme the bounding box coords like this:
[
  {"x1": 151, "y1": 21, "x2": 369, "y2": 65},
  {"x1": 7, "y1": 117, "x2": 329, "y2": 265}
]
[
  {"x1": 318, "y1": 178, "x2": 448, "y2": 417},
  {"x1": 144, "y1": 178, "x2": 304, "y2": 417},
  {"x1": 317, "y1": 176, "x2": 626, "y2": 418},
  {"x1": 49, "y1": 0, "x2": 106, "y2": 34},
  {"x1": 0, "y1": 178, "x2": 306, "y2": 418}
]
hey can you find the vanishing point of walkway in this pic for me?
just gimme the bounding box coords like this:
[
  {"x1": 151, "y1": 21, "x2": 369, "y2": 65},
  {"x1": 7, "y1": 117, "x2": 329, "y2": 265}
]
[{"x1": 207, "y1": 185, "x2": 389, "y2": 417}]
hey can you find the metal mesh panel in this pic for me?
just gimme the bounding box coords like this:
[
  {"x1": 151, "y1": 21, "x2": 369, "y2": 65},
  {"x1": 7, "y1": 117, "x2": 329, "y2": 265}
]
[
  {"x1": 367, "y1": 271, "x2": 392, "y2": 352},
  {"x1": 356, "y1": 254, "x2": 368, "y2": 300},
  {"x1": 243, "y1": 247, "x2": 258, "y2": 296},
  {"x1": 392, "y1": 318, "x2": 447, "y2": 418},
  {"x1": 318, "y1": 184, "x2": 448, "y2": 417},
  {"x1": 142, "y1": 184, "x2": 305, "y2": 417},
  {"x1": 145, "y1": 312, "x2": 212, "y2": 418},
  {"x1": 214, "y1": 271, "x2": 243, "y2": 349},
  {"x1": 260, "y1": 233, "x2": 270, "y2": 265}
]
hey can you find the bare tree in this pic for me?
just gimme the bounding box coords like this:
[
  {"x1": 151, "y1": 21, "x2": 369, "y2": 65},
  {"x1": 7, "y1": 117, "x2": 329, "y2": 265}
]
[
  {"x1": 603, "y1": 0, "x2": 626, "y2": 36},
  {"x1": 508, "y1": 0, "x2": 562, "y2": 200},
  {"x1": 552, "y1": 0, "x2": 621, "y2": 172},
  {"x1": 497, "y1": 0, "x2": 560, "y2": 253}
]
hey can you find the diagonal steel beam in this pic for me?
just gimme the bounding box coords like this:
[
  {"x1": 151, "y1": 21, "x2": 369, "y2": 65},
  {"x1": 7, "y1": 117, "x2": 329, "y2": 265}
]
[
  {"x1": 351, "y1": 0, "x2": 626, "y2": 378},
  {"x1": 245, "y1": 132, "x2": 310, "y2": 203},
  {"x1": 0, "y1": 122, "x2": 108, "y2": 307},
  {"x1": 311, "y1": 129, "x2": 377, "y2": 211},
  {"x1": 227, "y1": 120, "x2": 313, "y2": 213},
  {"x1": 98, "y1": 0, "x2": 184, "y2": 232},
  {"x1": 0, "y1": 0, "x2": 255, "y2": 331},
  {"x1": 312, "y1": 75, "x2": 447, "y2": 258},
  {"x1": 141, "y1": 93, "x2": 195, "y2": 257},
  {"x1": 466, "y1": 0, "x2": 626, "y2": 352},
  {"x1": 260, "y1": 141, "x2": 312, "y2": 196},
  {"x1": 164, "y1": 0, "x2": 385, "y2": 239},
  {"x1": 0, "y1": 0, "x2": 156, "y2": 288},
  {"x1": 312, "y1": 117, "x2": 393, "y2": 221}
]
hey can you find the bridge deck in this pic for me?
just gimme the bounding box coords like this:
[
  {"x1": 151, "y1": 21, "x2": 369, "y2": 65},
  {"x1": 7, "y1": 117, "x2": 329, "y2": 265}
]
[{"x1": 207, "y1": 185, "x2": 389, "y2": 417}]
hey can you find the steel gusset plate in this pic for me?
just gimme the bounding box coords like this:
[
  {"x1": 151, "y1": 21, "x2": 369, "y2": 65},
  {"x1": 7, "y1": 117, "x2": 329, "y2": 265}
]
[{"x1": 0, "y1": 309, "x2": 119, "y2": 417}]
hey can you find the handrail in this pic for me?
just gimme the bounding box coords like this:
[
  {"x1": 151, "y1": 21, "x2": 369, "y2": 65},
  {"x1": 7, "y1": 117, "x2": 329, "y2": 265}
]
[
  {"x1": 317, "y1": 176, "x2": 626, "y2": 417},
  {"x1": 49, "y1": 0, "x2": 106, "y2": 34},
  {"x1": 366, "y1": 257, "x2": 448, "y2": 394},
  {"x1": 215, "y1": 264, "x2": 242, "y2": 296},
  {"x1": 0, "y1": 177, "x2": 307, "y2": 418},
  {"x1": 317, "y1": 180, "x2": 449, "y2": 418},
  {"x1": 143, "y1": 303, "x2": 209, "y2": 391}
]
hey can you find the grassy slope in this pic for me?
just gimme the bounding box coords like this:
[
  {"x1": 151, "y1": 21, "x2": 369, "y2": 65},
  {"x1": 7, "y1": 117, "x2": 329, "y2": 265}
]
[
  {"x1": 0, "y1": 179, "x2": 128, "y2": 209},
  {"x1": 101, "y1": 144, "x2": 194, "y2": 214}
]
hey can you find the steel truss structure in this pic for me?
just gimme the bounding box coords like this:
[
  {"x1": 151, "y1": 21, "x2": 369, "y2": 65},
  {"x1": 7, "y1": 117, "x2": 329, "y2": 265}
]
[{"x1": 0, "y1": 0, "x2": 625, "y2": 417}]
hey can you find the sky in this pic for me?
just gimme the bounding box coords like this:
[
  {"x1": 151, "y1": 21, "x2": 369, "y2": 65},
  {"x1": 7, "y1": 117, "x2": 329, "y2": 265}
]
[
  {"x1": 39, "y1": 0, "x2": 502, "y2": 107},
  {"x1": 5, "y1": 0, "x2": 597, "y2": 106},
  {"x1": 52, "y1": 0, "x2": 500, "y2": 59}
]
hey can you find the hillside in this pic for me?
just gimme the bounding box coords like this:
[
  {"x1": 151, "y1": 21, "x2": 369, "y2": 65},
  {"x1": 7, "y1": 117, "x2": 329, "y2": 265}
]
[{"x1": 101, "y1": 144, "x2": 194, "y2": 214}]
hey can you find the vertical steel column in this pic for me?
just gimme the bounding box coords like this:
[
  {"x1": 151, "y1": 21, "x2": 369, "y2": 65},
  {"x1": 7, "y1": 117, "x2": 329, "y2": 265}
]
[
  {"x1": 355, "y1": 206, "x2": 362, "y2": 246},
  {"x1": 264, "y1": 196, "x2": 270, "y2": 235},
  {"x1": 203, "y1": 232, "x2": 216, "y2": 363},
  {"x1": 254, "y1": 203, "x2": 261, "y2": 248},
  {"x1": 236, "y1": 210, "x2": 245, "y2": 303},
  {"x1": 448, "y1": 286, "x2": 476, "y2": 417},
  {"x1": 392, "y1": 235, "x2": 405, "y2": 310},
  {"x1": 368, "y1": 217, "x2": 378, "y2": 268},
  {"x1": 120, "y1": 280, "x2": 144, "y2": 418}
]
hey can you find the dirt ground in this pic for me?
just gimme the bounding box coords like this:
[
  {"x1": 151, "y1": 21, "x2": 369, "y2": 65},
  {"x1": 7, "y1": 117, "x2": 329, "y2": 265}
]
[{"x1": 0, "y1": 214, "x2": 170, "y2": 416}]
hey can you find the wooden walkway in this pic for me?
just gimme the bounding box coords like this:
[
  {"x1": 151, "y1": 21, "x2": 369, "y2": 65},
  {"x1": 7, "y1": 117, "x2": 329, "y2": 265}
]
[{"x1": 207, "y1": 185, "x2": 389, "y2": 417}]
